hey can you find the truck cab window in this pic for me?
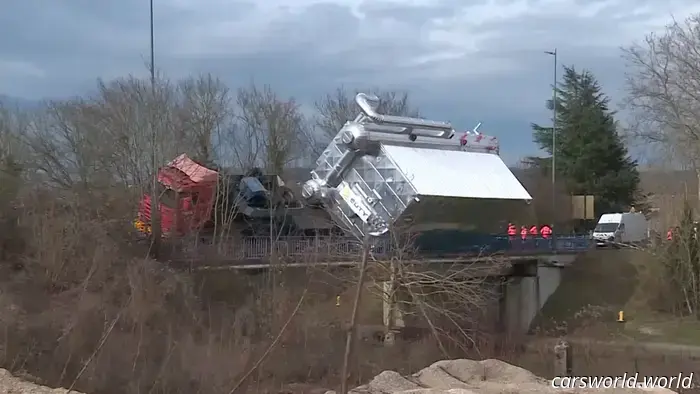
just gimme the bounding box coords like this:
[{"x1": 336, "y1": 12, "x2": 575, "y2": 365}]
[{"x1": 157, "y1": 184, "x2": 178, "y2": 208}]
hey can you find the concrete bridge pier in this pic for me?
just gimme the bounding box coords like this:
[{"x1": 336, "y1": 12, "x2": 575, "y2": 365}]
[
  {"x1": 381, "y1": 279, "x2": 404, "y2": 345},
  {"x1": 373, "y1": 255, "x2": 576, "y2": 341},
  {"x1": 500, "y1": 262, "x2": 566, "y2": 335}
]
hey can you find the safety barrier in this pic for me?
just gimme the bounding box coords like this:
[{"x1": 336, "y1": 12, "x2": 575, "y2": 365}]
[{"x1": 181, "y1": 235, "x2": 591, "y2": 261}]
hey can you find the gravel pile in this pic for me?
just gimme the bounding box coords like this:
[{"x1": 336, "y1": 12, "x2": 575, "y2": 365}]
[
  {"x1": 0, "y1": 359, "x2": 678, "y2": 394},
  {"x1": 329, "y1": 359, "x2": 676, "y2": 394},
  {"x1": 0, "y1": 369, "x2": 83, "y2": 394}
]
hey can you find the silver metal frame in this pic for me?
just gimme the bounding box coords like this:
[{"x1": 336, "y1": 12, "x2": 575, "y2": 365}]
[{"x1": 302, "y1": 93, "x2": 501, "y2": 240}]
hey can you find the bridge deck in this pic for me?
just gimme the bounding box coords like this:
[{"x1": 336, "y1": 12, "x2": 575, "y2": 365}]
[{"x1": 170, "y1": 235, "x2": 590, "y2": 269}]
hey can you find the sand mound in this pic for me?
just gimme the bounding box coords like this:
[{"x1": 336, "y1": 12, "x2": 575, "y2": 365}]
[
  {"x1": 0, "y1": 369, "x2": 83, "y2": 394},
  {"x1": 332, "y1": 359, "x2": 676, "y2": 394}
]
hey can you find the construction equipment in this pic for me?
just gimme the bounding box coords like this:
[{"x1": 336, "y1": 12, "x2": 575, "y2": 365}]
[{"x1": 301, "y1": 93, "x2": 534, "y2": 241}]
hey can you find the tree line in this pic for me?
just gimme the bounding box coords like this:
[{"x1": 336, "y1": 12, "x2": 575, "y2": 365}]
[
  {"x1": 0, "y1": 79, "x2": 420, "y2": 195},
  {"x1": 526, "y1": 13, "x2": 700, "y2": 223},
  {"x1": 524, "y1": 13, "x2": 700, "y2": 319}
]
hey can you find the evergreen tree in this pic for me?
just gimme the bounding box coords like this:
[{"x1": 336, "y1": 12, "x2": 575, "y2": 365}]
[{"x1": 531, "y1": 66, "x2": 640, "y2": 213}]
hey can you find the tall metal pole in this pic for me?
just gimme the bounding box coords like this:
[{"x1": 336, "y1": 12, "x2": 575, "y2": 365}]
[
  {"x1": 545, "y1": 49, "x2": 557, "y2": 233},
  {"x1": 148, "y1": 0, "x2": 161, "y2": 256},
  {"x1": 150, "y1": 0, "x2": 155, "y2": 88}
]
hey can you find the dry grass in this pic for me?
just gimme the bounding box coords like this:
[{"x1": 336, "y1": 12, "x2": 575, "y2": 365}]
[
  {"x1": 6, "y1": 187, "x2": 695, "y2": 394},
  {"x1": 3, "y1": 184, "x2": 700, "y2": 394},
  {"x1": 0, "y1": 187, "x2": 531, "y2": 394},
  {"x1": 521, "y1": 338, "x2": 700, "y2": 387},
  {"x1": 532, "y1": 249, "x2": 638, "y2": 335}
]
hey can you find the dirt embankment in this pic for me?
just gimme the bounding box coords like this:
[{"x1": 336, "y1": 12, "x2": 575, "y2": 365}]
[{"x1": 0, "y1": 368, "x2": 83, "y2": 393}]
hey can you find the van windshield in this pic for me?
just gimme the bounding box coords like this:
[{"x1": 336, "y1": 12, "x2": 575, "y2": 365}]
[{"x1": 595, "y1": 223, "x2": 619, "y2": 232}]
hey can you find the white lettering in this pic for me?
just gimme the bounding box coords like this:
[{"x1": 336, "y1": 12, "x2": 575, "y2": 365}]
[
  {"x1": 551, "y1": 373, "x2": 695, "y2": 390},
  {"x1": 339, "y1": 184, "x2": 372, "y2": 222}
]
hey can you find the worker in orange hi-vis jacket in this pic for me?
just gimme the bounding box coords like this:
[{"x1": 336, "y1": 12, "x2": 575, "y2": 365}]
[
  {"x1": 540, "y1": 224, "x2": 552, "y2": 239},
  {"x1": 506, "y1": 223, "x2": 517, "y2": 249},
  {"x1": 507, "y1": 223, "x2": 517, "y2": 238},
  {"x1": 528, "y1": 225, "x2": 539, "y2": 247}
]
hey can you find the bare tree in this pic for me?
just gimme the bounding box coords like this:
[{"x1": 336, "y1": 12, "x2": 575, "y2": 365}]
[
  {"x1": 0, "y1": 101, "x2": 28, "y2": 207},
  {"x1": 623, "y1": 14, "x2": 700, "y2": 202},
  {"x1": 22, "y1": 73, "x2": 235, "y2": 194},
  {"x1": 23, "y1": 99, "x2": 106, "y2": 190},
  {"x1": 371, "y1": 229, "x2": 507, "y2": 350},
  {"x1": 20, "y1": 73, "x2": 230, "y2": 257},
  {"x1": 0, "y1": 100, "x2": 29, "y2": 163},
  {"x1": 234, "y1": 84, "x2": 307, "y2": 173},
  {"x1": 177, "y1": 74, "x2": 231, "y2": 164},
  {"x1": 623, "y1": 16, "x2": 700, "y2": 324},
  {"x1": 22, "y1": 76, "x2": 179, "y2": 191},
  {"x1": 336, "y1": 227, "x2": 508, "y2": 393}
]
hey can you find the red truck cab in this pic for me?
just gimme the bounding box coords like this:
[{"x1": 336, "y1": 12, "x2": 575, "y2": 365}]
[{"x1": 135, "y1": 154, "x2": 218, "y2": 236}]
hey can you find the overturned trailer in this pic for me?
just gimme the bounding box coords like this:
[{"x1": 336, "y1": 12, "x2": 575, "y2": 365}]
[{"x1": 301, "y1": 93, "x2": 534, "y2": 250}]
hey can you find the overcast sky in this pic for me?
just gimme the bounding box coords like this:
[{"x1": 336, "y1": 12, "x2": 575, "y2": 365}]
[{"x1": 1, "y1": 0, "x2": 699, "y2": 163}]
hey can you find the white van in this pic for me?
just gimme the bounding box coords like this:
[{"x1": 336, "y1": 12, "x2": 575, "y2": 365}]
[{"x1": 592, "y1": 212, "x2": 648, "y2": 247}]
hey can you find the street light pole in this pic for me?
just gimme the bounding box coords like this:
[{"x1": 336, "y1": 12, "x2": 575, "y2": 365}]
[
  {"x1": 545, "y1": 49, "x2": 557, "y2": 233},
  {"x1": 150, "y1": 0, "x2": 155, "y2": 88},
  {"x1": 148, "y1": 0, "x2": 161, "y2": 256}
]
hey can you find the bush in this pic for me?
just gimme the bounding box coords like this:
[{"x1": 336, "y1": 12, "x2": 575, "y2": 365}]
[{"x1": 636, "y1": 200, "x2": 700, "y2": 317}]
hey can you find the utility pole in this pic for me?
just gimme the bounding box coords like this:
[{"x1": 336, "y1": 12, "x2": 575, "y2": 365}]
[
  {"x1": 545, "y1": 49, "x2": 557, "y2": 235},
  {"x1": 150, "y1": 0, "x2": 155, "y2": 89},
  {"x1": 148, "y1": 0, "x2": 161, "y2": 257}
]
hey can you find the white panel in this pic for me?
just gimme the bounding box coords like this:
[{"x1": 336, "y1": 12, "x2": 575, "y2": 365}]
[{"x1": 383, "y1": 145, "x2": 532, "y2": 200}]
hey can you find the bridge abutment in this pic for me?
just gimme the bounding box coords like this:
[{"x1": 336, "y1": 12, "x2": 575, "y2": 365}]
[
  {"x1": 501, "y1": 263, "x2": 565, "y2": 334},
  {"x1": 374, "y1": 258, "x2": 572, "y2": 339}
]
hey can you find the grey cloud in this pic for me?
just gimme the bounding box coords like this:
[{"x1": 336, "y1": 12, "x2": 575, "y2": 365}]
[
  {"x1": 357, "y1": 0, "x2": 461, "y2": 24},
  {"x1": 0, "y1": 0, "x2": 696, "y2": 161}
]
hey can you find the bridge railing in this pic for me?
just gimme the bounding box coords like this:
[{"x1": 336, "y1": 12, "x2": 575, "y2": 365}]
[{"x1": 182, "y1": 235, "x2": 591, "y2": 261}]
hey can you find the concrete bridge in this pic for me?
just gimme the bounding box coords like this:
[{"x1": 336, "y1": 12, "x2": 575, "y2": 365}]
[
  {"x1": 170, "y1": 235, "x2": 591, "y2": 334},
  {"x1": 174, "y1": 235, "x2": 590, "y2": 267}
]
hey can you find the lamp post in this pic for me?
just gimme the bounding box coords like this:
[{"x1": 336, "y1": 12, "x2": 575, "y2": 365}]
[
  {"x1": 545, "y1": 49, "x2": 557, "y2": 234},
  {"x1": 148, "y1": 0, "x2": 161, "y2": 255},
  {"x1": 150, "y1": 0, "x2": 155, "y2": 88}
]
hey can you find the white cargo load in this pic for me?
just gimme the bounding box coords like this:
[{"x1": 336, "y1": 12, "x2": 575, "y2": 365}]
[{"x1": 301, "y1": 93, "x2": 534, "y2": 239}]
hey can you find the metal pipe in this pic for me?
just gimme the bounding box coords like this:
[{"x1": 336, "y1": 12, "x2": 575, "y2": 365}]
[
  {"x1": 355, "y1": 93, "x2": 454, "y2": 138},
  {"x1": 325, "y1": 150, "x2": 357, "y2": 187}
]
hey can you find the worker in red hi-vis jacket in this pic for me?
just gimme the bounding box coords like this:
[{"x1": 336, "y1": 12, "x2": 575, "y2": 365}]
[
  {"x1": 520, "y1": 225, "x2": 528, "y2": 240},
  {"x1": 540, "y1": 224, "x2": 552, "y2": 239},
  {"x1": 667, "y1": 228, "x2": 673, "y2": 241},
  {"x1": 529, "y1": 225, "x2": 538, "y2": 236},
  {"x1": 507, "y1": 223, "x2": 517, "y2": 241}
]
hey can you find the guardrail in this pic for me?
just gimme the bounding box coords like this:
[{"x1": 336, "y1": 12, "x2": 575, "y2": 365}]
[{"x1": 181, "y1": 235, "x2": 592, "y2": 261}]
